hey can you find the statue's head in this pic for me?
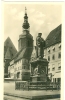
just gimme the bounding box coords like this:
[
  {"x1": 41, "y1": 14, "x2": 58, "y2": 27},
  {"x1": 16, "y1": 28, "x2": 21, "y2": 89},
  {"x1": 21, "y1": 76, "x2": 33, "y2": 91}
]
[{"x1": 38, "y1": 33, "x2": 42, "y2": 37}]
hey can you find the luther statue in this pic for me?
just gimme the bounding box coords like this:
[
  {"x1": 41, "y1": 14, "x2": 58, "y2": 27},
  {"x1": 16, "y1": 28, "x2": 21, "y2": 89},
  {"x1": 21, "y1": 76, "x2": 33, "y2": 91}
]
[{"x1": 36, "y1": 33, "x2": 45, "y2": 59}]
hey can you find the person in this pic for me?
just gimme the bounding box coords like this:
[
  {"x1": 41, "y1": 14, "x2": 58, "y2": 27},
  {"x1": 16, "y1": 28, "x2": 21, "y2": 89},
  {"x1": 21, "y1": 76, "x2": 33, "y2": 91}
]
[{"x1": 36, "y1": 33, "x2": 45, "y2": 59}]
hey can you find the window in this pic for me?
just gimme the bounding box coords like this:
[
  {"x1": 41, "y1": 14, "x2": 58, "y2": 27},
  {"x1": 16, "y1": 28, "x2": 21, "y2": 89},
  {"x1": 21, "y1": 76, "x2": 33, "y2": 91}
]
[
  {"x1": 52, "y1": 46, "x2": 55, "y2": 51},
  {"x1": 48, "y1": 50, "x2": 50, "y2": 54},
  {"x1": 52, "y1": 64, "x2": 55, "y2": 71},
  {"x1": 48, "y1": 56, "x2": 50, "y2": 61},
  {"x1": 58, "y1": 66, "x2": 61, "y2": 70},
  {"x1": 57, "y1": 78, "x2": 61, "y2": 83},
  {"x1": 55, "y1": 78, "x2": 56, "y2": 83},
  {"x1": 52, "y1": 54, "x2": 55, "y2": 60},
  {"x1": 52, "y1": 67, "x2": 55, "y2": 71},
  {"x1": 53, "y1": 48, "x2": 55, "y2": 52},
  {"x1": 58, "y1": 44, "x2": 61, "y2": 50},
  {"x1": 58, "y1": 52, "x2": 61, "y2": 58},
  {"x1": 58, "y1": 63, "x2": 61, "y2": 70}
]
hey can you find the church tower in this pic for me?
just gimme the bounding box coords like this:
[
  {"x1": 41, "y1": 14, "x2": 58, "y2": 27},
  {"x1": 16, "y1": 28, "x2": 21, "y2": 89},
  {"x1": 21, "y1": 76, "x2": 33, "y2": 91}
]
[
  {"x1": 18, "y1": 7, "x2": 33, "y2": 52},
  {"x1": 18, "y1": 7, "x2": 33, "y2": 81}
]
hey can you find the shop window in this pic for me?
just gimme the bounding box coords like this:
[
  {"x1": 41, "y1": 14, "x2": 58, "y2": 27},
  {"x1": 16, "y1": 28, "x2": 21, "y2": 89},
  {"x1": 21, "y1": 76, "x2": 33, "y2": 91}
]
[
  {"x1": 58, "y1": 78, "x2": 61, "y2": 83},
  {"x1": 58, "y1": 52, "x2": 61, "y2": 59},
  {"x1": 54, "y1": 78, "x2": 56, "y2": 83},
  {"x1": 52, "y1": 54, "x2": 55, "y2": 60},
  {"x1": 48, "y1": 56, "x2": 50, "y2": 61},
  {"x1": 53, "y1": 78, "x2": 55, "y2": 83}
]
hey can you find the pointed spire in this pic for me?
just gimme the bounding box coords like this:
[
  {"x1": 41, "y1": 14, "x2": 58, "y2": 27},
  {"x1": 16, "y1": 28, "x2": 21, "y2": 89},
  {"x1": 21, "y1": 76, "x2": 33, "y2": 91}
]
[
  {"x1": 25, "y1": 7, "x2": 27, "y2": 14},
  {"x1": 5, "y1": 47, "x2": 11, "y2": 60}
]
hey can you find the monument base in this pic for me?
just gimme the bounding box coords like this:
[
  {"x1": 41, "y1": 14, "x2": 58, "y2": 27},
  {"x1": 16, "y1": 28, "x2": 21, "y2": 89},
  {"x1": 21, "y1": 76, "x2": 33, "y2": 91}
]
[
  {"x1": 30, "y1": 58, "x2": 48, "y2": 82},
  {"x1": 30, "y1": 75, "x2": 47, "y2": 82}
]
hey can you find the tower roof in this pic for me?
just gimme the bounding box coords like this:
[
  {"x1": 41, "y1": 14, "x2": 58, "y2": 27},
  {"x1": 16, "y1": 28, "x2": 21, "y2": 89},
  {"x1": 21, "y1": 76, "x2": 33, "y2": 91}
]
[
  {"x1": 4, "y1": 37, "x2": 17, "y2": 60},
  {"x1": 22, "y1": 7, "x2": 30, "y2": 29},
  {"x1": 5, "y1": 47, "x2": 11, "y2": 60}
]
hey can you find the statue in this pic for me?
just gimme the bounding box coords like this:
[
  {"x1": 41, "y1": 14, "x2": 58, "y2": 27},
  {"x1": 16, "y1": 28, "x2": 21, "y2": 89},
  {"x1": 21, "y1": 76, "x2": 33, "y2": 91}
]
[
  {"x1": 36, "y1": 33, "x2": 45, "y2": 59},
  {"x1": 34, "y1": 67, "x2": 38, "y2": 75}
]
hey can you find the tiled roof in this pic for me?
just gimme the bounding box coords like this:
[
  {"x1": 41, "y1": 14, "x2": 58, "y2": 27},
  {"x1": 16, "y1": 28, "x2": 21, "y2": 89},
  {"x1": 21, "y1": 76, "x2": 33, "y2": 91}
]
[
  {"x1": 14, "y1": 47, "x2": 33, "y2": 62},
  {"x1": 45, "y1": 24, "x2": 61, "y2": 48},
  {"x1": 4, "y1": 37, "x2": 17, "y2": 60}
]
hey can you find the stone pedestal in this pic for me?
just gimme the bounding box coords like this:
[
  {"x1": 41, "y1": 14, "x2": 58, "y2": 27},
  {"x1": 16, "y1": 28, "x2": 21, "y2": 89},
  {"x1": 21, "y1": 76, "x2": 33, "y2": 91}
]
[{"x1": 30, "y1": 58, "x2": 48, "y2": 82}]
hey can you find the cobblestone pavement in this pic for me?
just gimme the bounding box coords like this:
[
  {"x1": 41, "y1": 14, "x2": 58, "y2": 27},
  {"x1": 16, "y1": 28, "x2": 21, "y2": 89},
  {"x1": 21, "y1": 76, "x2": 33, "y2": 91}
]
[
  {"x1": 4, "y1": 95, "x2": 29, "y2": 100},
  {"x1": 4, "y1": 82, "x2": 60, "y2": 96},
  {"x1": 4, "y1": 82, "x2": 60, "y2": 100},
  {"x1": 4, "y1": 95, "x2": 60, "y2": 100}
]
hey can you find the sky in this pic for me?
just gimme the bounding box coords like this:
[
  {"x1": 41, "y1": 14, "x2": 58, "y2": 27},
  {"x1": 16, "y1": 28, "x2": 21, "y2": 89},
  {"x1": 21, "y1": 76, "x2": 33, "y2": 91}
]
[{"x1": 4, "y1": 2, "x2": 62, "y2": 50}]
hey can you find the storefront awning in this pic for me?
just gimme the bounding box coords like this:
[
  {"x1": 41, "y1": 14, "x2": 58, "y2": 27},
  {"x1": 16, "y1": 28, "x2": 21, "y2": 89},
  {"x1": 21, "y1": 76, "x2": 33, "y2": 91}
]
[{"x1": 52, "y1": 72, "x2": 61, "y2": 78}]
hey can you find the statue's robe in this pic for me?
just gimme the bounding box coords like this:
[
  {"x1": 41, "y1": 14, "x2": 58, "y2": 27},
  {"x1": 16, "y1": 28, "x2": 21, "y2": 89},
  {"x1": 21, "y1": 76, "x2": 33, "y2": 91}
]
[{"x1": 36, "y1": 36, "x2": 45, "y2": 58}]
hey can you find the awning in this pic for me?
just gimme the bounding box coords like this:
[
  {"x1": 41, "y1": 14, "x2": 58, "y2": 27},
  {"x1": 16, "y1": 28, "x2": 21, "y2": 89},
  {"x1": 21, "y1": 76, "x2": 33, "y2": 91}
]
[{"x1": 52, "y1": 72, "x2": 61, "y2": 78}]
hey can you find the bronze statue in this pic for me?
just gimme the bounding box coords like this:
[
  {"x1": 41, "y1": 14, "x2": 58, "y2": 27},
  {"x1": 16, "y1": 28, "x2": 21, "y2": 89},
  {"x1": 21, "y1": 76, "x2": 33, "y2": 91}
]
[{"x1": 36, "y1": 33, "x2": 45, "y2": 59}]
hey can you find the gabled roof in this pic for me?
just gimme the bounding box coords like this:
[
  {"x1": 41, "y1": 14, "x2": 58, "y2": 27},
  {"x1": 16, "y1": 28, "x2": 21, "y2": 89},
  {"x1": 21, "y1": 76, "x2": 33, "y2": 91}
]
[
  {"x1": 45, "y1": 24, "x2": 61, "y2": 48},
  {"x1": 4, "y1": 37, "x2": 17, "y2": 60},
  {"x1": 13, "y1": 47, "x2": 33, "y2": 62}
]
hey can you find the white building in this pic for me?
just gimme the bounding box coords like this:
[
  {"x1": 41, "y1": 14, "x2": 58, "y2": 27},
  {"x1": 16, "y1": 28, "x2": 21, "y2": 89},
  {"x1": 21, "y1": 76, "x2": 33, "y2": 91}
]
[{"x1": 44, "y1": 24, "x2": 61, "y2": 83}]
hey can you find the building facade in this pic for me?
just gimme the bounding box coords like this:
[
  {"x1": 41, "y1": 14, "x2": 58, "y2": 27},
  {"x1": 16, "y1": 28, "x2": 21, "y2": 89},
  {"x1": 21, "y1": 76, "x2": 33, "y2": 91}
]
[
  {"x1": 4, "y1": 37, "x2": 17, "y2": 78},
  {"x1": 44, "y1": 24, "x2": 61, "y2": 83}
]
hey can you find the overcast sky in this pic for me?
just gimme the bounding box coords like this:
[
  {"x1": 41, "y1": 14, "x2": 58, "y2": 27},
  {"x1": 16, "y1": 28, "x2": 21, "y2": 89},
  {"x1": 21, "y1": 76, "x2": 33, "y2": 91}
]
[{"x1": 4, "y1": 2, "x2": 62, "y2": 50}]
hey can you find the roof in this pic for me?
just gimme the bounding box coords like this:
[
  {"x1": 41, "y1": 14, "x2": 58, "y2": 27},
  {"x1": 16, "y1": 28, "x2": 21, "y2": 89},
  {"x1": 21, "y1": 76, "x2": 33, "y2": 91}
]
[
  {"x1": 45, "y1": 24, "x2": 61, "y2": 48},
  {"x1": 4, "y1": 37, "x2": 17, "y2": 60},
  {"x1": 13, "y1": 47, "x2": 33, "y2": 62},
  {"x1": 5, "y1": 47, "x2": 11, "y2": 59}
]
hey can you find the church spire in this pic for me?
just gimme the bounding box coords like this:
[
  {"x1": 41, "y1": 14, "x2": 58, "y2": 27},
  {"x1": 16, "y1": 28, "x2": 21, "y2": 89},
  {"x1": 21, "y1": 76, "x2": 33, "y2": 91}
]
[
  {"x1": 25, "y1": 7, "x2": 27, "y2": 14},
  {"x1": 22, "y1": 7, "x2": 30, "y2": 30}
]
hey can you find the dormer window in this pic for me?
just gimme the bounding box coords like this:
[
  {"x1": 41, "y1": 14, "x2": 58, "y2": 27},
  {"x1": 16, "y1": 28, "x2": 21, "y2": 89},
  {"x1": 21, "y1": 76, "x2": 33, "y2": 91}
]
[
  {"x1": 48, "y1": 48, "x2": 50, "y2": 54},
  {"x1": 48, "y1": 49, "x2": 50, "y2": 54},
  {"x1": 52, "y1": 46, "x2": 55, "y2": 52},
  {"x1": 58, "y1": 44, "x2": 61, "y2": 49}
]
